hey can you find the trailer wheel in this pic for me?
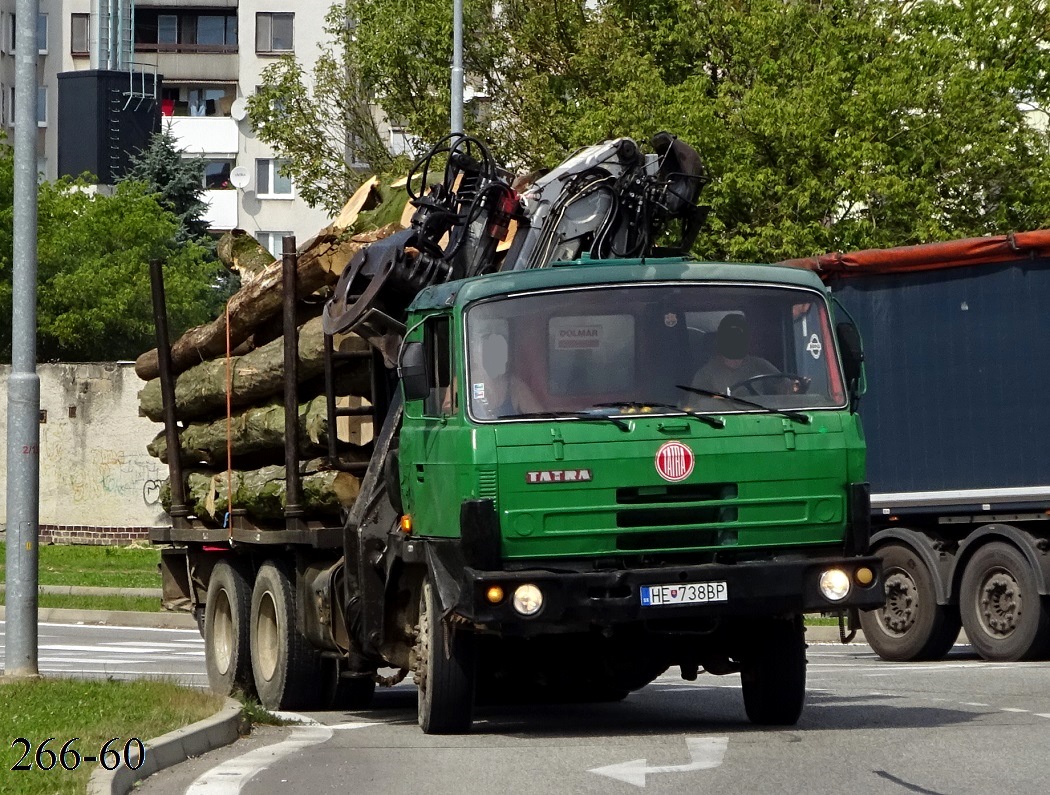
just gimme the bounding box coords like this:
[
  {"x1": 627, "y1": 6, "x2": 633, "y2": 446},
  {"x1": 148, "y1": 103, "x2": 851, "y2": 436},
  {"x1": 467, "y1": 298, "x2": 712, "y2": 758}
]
[
  {"x1": 250, "y1": 561, "x2": 321, "y2": 710},
  {"x1": 740, "y1": 616, "x2": 806, "y2": 726},
  {"x1": 415, "y1": 578, "x2": 475, "y2": 734},
  {"x1": 960, "y1": 542, "x2": 1050, "y2": 662},
  {"x1": 859, "y1": 542, "x2": 960, "y2": 661},
  {"x1": 204, "y1": 560, "x2": 255, "y2": 698}
]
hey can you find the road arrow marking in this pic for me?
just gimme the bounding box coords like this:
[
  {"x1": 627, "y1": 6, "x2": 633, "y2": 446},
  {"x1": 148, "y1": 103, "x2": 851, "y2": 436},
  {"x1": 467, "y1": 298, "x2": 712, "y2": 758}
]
[{"x1": 589, "y1": 736, "x2": 728, "y2": 787}]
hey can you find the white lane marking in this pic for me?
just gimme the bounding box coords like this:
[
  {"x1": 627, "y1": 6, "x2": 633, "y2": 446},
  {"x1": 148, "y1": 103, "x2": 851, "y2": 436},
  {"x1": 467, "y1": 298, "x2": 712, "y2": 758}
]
[
  {"x1": 185, "y1": 714, "x2": 374, "y2": 795},
  {"x1": 962, "y1": 702, "x2": 989, "y2": 707},
  {"x1": 590, "y1": 736, "x2": 728, "y2": 788},
  {"x1": 33, "y1": 622, "x2": 200, "y2": 633},
  {"x1": 1001, "y1": 708, "x2": 1029, "y2": 713},
  {"x1": 1037, "y1": 714, "x2": 1050, "y2": 719},
  {"x1": 41, "y1": 644, "x2": 160, "y2": 654}
]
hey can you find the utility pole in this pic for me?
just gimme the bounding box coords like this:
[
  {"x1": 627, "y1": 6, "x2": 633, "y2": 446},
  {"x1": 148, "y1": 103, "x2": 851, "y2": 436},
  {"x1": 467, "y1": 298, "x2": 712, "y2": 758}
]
[
  {"x1": 451, "y1": 0, "x2": 464, "y2": 134},
  {"x1": 4, "y1": 0, "x2": 41, "y2": 679}
]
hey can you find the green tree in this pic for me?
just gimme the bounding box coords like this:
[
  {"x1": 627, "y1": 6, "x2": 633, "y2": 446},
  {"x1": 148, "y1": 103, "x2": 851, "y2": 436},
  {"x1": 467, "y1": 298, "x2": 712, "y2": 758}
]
[
  {"x1": 33, "y1": 177, "x2": 230, "y2": 361},
  {"x1": 122, "y1": 129, "x2": 211, "y2": 242},
  {"x1": 247, "y1": 5, "x2": 399, "y2": 214},
  {"x1": 272, "y1": 0, "x2": 1050, "y2": 260},
  {"x1": 0, "y1": 138, "x2": 231, "y2": 362}
]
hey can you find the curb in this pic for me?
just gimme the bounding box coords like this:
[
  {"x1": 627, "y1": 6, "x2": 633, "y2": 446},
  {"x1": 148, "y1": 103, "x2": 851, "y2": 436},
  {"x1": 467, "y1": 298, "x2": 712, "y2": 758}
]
[
  {"x1": 87, "y1": 697, "x2": 244, "y2": 795},
  {"x1": 0, "y1": 605, "x2": 197, "y2": 629}
]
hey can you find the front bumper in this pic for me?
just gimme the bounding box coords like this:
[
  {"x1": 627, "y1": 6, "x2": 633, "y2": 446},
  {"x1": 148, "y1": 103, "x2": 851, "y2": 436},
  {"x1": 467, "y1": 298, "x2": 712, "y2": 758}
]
[{"x1": 452, "y1": 555, "x2": 883, "y2": 634}]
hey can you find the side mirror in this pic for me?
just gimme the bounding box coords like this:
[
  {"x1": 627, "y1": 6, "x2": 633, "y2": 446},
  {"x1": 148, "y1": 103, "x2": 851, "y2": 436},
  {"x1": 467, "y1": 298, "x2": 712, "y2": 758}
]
[
  {"x1": 836, "y1": 322, "x2": 865, "y2": 401},
  {"x1": 399, "y1": 341, "x2": 430, "y2": 401}
]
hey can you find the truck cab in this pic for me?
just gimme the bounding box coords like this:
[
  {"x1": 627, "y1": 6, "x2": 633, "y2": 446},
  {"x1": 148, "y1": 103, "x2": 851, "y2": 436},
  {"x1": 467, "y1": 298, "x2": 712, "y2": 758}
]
[{"x1": 393, "y1": 258, "x2": 882, "y2": 731}]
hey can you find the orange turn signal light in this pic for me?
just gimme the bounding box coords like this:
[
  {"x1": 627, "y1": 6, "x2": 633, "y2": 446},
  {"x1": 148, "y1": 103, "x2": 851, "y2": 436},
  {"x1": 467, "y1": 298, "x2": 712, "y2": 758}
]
[
  {"x1": 855, "y1": 567, "x2": 874, "y2": 586},
  {"x1": 486, "y1": 585, "x2": 505, "y2": 604},
  {"x1": 400, "y1": 515, "x2": 413, "y2": 534}
]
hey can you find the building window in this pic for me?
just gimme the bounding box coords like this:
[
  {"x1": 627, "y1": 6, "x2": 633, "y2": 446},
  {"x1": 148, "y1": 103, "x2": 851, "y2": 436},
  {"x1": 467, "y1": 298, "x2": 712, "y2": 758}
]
[
  {"x1": 37, "y1": 85, "x2": 46, "y2": 127},
  {"x1": 255, "y1": 158, "x2": 292, "y2": 197},
  {"x1": 204, "y1": 159, "x2": 235, "y2": 190},
  {"x1": 70, "y1": 13, "x2": 89, "y2": 55},
  {"x1": 161, "y1": 85, "x2": 235, "y2": 117},
  {"x1": 255, "y1": 231, "x2": 293, "y2": 258},
  {"x1": 135, "y1": 10, "x2": 238, "y2": 53},
  {"x1": 256, "y1": 13, "x2": 293, "y2": 53},
  {"x1": 7, "y1": 85, "x2": 13, "y2": 126},
  {"x1": 7, "y1": 13, "x2": 16, "y2": 54},
  {"x1": 37, "y1": 13, "x2": 47, "y2": 54}
]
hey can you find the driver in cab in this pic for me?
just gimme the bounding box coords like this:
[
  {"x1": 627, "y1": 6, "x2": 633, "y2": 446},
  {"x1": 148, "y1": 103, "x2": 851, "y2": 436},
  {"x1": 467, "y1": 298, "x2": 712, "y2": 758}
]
[{"x1": 691, "y1": 313, "x2": 777, "y2": 396}]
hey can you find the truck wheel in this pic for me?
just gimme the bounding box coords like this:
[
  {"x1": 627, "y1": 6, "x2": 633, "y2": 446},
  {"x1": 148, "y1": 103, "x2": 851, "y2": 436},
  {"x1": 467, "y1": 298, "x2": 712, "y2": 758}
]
[
  {"x1": 740, "y1": 616, "x2": 806, "y2": 726},
  {"x1": 859, "y1": 542, "x2": 960, "y2": 661},
  {"x1": 204, "y1": 561, "x2": 254, "y2": 698},
  {"x1": 416, "y1": 579, "x2": 476, "y2": 734},
  {"x1": 250, "y1": 561, "x2": 321, "y2": 710},
  {"x1": 960, "y1": 542, "x2": 1050, "y2": 662}
]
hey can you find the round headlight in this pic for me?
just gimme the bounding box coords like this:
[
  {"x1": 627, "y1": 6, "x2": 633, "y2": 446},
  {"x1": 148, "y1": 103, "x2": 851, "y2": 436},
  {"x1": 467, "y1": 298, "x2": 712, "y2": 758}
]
[
  {"x1": 819, "y1": 569, "x2": 851, "y2": 602},
  {"x1": 512, "y1": 584, "x2": 544, "y2": 616}
]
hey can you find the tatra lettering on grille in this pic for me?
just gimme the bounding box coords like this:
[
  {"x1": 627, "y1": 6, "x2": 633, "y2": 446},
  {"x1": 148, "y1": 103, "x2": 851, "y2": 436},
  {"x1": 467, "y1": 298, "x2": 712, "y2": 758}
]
[{"x1": 525, "y1": 469, "x2": 593, "y2": 484}]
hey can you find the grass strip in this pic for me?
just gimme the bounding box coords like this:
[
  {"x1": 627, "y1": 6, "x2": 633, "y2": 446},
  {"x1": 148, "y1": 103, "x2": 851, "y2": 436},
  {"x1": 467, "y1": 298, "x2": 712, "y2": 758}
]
[
  {"x1": 0, "y1": 592, "x2": 164, "y2": 613},
  {"x1": 0, "y1": 678, "x2": 224, "y2": 795},
  {"x1": 0, "y1": 544, "x2": 161, "y2": 590}
]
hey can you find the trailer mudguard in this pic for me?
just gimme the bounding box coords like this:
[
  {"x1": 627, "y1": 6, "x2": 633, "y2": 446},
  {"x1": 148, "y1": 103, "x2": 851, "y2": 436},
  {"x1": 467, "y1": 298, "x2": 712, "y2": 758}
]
[
  {"x1": 869, "y1": 527, "x2": 954, "y2": 604},
  {"x1": 950, "y1": 524, "x2": 1050, "y2": 597}
]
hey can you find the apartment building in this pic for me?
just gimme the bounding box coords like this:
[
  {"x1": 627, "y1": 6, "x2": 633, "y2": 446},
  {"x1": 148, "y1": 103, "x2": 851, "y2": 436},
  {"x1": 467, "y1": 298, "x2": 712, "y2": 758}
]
[{"x1": 0, "y1": 0, "x2": 338, "y2": 253}]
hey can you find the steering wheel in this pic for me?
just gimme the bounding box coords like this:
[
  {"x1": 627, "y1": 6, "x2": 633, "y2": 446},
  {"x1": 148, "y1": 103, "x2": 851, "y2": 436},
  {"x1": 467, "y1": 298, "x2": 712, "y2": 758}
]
[{"x1": 728, "y1": 373, "x2": 811, "y2": 397}]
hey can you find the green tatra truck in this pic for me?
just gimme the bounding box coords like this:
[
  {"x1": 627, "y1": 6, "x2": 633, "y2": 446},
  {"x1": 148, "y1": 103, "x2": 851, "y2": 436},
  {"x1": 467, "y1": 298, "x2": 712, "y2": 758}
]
[{"x1": 150, "y1": 134, "x2": 883, "y2": 734}]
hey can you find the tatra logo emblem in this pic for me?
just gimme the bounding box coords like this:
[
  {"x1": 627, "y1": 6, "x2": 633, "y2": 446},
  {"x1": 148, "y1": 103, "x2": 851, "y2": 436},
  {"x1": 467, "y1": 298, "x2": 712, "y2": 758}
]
[{"x1": 655, "y1": 441, "x2": 694, "y2": 482}]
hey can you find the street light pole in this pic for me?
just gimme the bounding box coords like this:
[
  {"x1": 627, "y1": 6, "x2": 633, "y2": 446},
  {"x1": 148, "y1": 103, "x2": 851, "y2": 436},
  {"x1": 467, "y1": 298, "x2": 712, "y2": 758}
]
[
  {"x1": 451, "y1": 0, "x2": 464, "y2": 134},
  {"x1": 4, "y1": 0, "x2": 41, "y2": 679}
]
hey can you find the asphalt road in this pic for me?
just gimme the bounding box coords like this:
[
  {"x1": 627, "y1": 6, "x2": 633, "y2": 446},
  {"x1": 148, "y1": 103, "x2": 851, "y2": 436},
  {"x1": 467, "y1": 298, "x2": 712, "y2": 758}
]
[
  {"x1": 133, "y1": 641, "x2": 1050, "y2": 795},
  {"x1": 0, "y1": 619, "x2": 207, "y2": 686}
]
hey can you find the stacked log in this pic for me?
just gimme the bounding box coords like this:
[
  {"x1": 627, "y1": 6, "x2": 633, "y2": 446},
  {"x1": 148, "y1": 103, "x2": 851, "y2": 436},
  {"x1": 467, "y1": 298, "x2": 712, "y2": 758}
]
[{"x1": 139, "y1": 178, "x2": 408, "y2": 527}]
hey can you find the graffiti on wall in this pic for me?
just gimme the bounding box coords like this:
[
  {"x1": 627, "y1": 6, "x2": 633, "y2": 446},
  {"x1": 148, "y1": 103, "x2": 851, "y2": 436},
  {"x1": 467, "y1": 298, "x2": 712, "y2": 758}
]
[{"x1": 49, "y1": 447, "x2": 165, "y2": 509}]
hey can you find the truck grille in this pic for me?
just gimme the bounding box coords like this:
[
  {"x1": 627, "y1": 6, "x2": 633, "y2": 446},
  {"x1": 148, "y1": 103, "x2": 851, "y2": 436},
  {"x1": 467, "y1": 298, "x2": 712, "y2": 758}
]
[
  {"x1": 616, "y1": 483, "x2": 737, "y2": 504},
  {"x1": 615, "y1": 482, "x2": 738, "y2": 533}
]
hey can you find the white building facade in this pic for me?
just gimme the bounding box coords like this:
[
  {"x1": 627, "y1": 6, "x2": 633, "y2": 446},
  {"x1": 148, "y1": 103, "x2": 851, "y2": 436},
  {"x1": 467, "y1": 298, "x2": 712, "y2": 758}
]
[{"x1": 0, "y1": 0, "x2": 334, "y2": 252}]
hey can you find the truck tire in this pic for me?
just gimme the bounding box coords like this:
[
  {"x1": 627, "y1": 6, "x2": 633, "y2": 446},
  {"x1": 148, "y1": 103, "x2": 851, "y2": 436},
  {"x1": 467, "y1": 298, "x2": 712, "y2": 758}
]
[
  {"x1": 416, "y1": 578, "x2": 476, "y2": 734},
  {"x1": 960, "y1": 542, "x2": 1050, "y2": 662},
  {"x1": 859, "y1": 542, "x2": 960, "y2": 661},
  {"x1": 250, "y1": 561, "x2": 322, "y2": 710},
  {"x1": 740, "y1": 616, "x2": 806, "y2": 726},
  {"x1": 204, "y1": 560, "x2": 254, "y2": 698}
]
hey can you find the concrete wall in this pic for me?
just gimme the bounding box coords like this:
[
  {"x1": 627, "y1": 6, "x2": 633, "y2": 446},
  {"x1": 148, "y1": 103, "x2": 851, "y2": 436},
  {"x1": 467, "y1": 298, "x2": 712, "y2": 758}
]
[{"x1": 0, "y1": 362, "x2": 168, "y2": 544}]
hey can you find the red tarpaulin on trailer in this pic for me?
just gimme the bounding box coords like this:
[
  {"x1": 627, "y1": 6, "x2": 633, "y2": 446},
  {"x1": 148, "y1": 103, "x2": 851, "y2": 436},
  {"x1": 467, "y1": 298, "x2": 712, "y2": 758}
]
[{"x1": 778, "y1": 229, "x2": 1050, "y2": 276}]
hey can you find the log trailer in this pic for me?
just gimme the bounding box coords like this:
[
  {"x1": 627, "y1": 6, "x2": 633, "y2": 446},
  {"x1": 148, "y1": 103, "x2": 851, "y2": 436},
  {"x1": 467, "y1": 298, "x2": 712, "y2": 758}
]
[
  {"x1": 784, "y1": 231, "x2": 1050, "y2": 663},
  {"x1": 150, "y1": 133, "x2": 883, "y2": 733}
]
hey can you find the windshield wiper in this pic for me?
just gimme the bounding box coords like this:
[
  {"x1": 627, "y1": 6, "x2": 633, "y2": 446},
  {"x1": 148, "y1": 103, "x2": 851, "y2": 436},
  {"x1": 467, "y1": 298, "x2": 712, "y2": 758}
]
[
  {"x1": 512, "y1": 410, "x2": 632, "y2": 432},
  {"x1": 591, "y1": 401, "x2": 725, "y2": 429},
  {"x1": 675, "y1": 384, "x2": 811, "y2": 425}
]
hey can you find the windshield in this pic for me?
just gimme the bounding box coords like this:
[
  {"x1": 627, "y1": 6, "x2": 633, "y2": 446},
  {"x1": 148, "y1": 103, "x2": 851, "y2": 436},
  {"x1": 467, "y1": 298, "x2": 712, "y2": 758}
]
[{"x1": 464, "y1": 282, "x2": 846, "y2": 421}]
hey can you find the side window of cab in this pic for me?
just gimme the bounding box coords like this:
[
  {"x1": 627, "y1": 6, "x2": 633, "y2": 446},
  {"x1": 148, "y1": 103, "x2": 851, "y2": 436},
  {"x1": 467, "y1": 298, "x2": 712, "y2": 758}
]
[{"x1": 422, "y1": 316, "x2": 454, "y2": 416}]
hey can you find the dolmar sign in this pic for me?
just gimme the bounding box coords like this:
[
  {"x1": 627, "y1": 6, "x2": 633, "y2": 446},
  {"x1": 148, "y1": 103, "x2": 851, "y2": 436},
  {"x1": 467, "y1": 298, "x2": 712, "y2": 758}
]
[{"x1": 526, "y1": 469, "x2": 593, "y2": 484}]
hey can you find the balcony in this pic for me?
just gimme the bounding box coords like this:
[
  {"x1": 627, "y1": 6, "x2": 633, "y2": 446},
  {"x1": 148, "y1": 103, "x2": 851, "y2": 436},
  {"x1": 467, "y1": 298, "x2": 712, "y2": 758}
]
[
  {"x1": 204, "y1": 189, "x2": 238, "y2": 231},
  {"x1": 164, "y1": 116, "x2": 238, "y2": 156},
  {"x1": 137, "y1": 48, "x2": 239, "y2": 82}
]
